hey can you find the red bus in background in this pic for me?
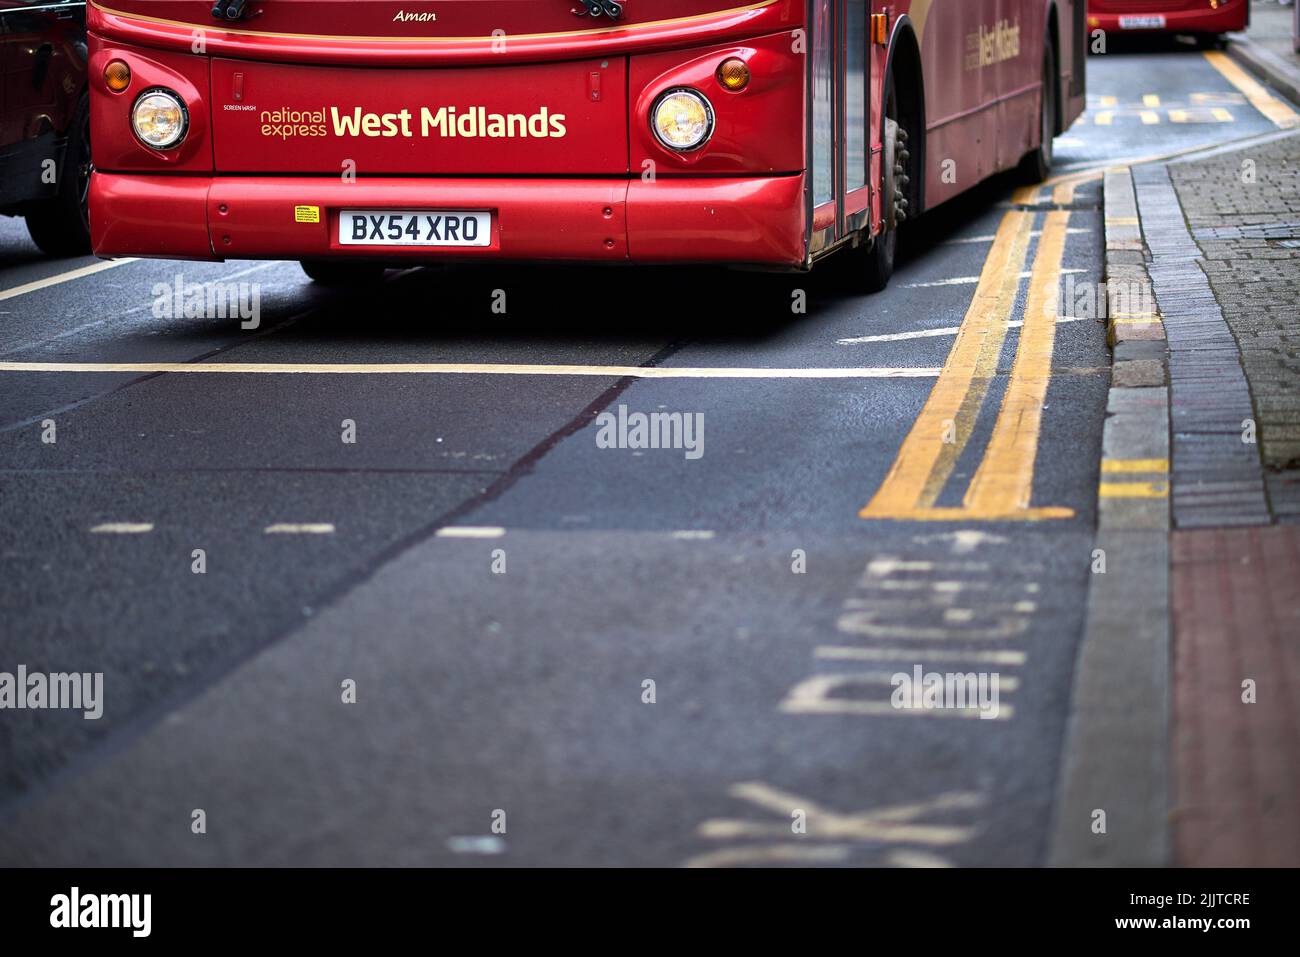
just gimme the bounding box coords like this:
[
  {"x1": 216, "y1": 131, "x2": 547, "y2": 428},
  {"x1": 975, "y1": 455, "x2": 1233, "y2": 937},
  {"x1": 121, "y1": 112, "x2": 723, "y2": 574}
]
[
  {"x1": 1087, "y1": 1, "x2": 1249, "y2": 45},
  {"x1": 87, "y1": 1, "x2": 1085, "y2": 292}
]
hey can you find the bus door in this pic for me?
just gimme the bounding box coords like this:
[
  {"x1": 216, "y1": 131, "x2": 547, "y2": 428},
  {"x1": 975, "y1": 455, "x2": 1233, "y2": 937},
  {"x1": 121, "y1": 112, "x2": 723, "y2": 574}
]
[
  {"x1": 843, "y1": 1, "x2": 871, "y2": 237},
  {"x1": 1063, "y1": 0, "x2": 1086, "y2": 129},
  {"x1": 808, "y1": 0, "x2": 871, "y2": 258}
]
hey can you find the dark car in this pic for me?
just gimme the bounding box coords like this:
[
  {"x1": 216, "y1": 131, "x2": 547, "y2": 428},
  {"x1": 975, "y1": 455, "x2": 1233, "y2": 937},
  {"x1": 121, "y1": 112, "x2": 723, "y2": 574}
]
[{"x1": 0, "y1": 0, "x2": 89, "y2": 255}]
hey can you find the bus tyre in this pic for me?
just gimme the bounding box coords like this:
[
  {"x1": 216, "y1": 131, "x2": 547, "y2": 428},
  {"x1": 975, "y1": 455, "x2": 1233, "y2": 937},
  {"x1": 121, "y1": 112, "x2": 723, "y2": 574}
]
[
  {"x1": 25, "y1": 94, "x2": 92, "y2": 257},
  {"x1": 300, "y1": 260, "x2": 388, "y2": 286},
  {"x1": 857, "y1": 117, "x2": 907, "y2": 293},
  {"x1": 1019, "y1": 39, "x2": 1057, "y2": 184}
]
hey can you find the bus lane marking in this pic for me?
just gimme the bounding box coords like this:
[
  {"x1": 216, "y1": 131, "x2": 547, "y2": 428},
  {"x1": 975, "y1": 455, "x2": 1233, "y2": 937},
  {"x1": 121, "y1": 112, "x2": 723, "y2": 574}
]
[
  {"x1": 814, "y1": 647, "x2": 1026, "y2": 665},
  {"x1": 692, "y1": 542, "x2": 1027, "y2": 865},
  {"x1": 780, "y1": 673, "x2": 1017, "y2": 718},
  {"x1": 682, "y1": 784, "x2": 983, "y2": 868},
  {"x1": 780, "y1": 550, "x2": 1033, "y2": 720}
]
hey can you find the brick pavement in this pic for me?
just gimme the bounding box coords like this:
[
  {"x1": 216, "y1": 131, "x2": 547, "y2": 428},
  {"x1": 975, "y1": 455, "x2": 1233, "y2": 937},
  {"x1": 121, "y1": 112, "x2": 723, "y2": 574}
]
[
  {"x1": 1171, "y1": 525, "x2": 1300, "y2": 867},
  {"x1": 1134, "y1": 163, "x2": 1272, "y2": 528},
  {"x1": 1168, "y1": 134, "x2": 1300, "y2": 520}
]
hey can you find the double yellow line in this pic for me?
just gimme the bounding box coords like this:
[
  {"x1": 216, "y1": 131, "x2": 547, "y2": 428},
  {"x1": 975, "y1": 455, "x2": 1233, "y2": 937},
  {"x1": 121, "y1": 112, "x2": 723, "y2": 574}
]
[
  {"x1": 860, "y1": 187, "x2": 1076, "y2": 522},
  {"x1": 1203, "y1": 51, "x2": 1300, "y2": 130}
]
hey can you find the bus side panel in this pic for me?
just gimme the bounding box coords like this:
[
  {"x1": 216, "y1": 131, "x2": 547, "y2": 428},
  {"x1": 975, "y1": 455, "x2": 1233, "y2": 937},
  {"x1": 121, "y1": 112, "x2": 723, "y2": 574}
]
[
  {"x1": 995, "y1": 3, "x2": 1044, "y2": 174},
  {"x1": 915, "y1": 0, "x2": 1000, "y2": 210},
  {"x1": 910, "y1": 1, "x2": 1073, "y2": 209},
  {"x1": 1060, "y1": 0, "x2": 1086, "y2": 130}
]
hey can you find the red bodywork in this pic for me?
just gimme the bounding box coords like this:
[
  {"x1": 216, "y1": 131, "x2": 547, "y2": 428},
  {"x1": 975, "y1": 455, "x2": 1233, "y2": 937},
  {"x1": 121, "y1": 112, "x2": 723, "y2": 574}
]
[
  {"x1": 1087, "y1": 0, "x2": 1248, "y2": 36},
  {"x1": 88, "y1": 1, "x2": 1085, "y2": 269}
]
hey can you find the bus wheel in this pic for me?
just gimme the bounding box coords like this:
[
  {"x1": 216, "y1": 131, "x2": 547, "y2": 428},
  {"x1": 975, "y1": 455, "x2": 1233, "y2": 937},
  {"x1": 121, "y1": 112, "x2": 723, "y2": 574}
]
[
  {"x1": 857, "y1": 117, "x2": 908, "y2": 293},
  {"x1": 299, "y1": 260, "x2": 388, "y2": 286},
  {"x1": 1019, "y1": 39, "x2": 1057, "y2": 183}
]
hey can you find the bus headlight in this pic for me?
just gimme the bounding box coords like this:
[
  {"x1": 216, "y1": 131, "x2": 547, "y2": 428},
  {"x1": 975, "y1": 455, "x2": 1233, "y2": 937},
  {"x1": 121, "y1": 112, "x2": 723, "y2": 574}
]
[
  {"x1": 651, "y1": 88, "x2": 714, "y2": 151},
  {"x1": 131, "y1": 89, "x2": 189, "y2": 150}
]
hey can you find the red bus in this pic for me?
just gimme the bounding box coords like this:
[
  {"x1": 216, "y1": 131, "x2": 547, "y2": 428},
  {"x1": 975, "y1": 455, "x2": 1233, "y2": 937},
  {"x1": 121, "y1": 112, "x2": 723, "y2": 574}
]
[
  {"x1": 1087, "y1": 1, "x2": 1249, "y2": 44},
  {"x1": 87, "y1": 1, "x2": 1085, "y2": 291}
]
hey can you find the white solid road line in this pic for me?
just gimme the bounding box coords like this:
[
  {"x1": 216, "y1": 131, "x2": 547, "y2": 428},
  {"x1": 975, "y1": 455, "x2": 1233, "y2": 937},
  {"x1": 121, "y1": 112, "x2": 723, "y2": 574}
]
[
  {"x1": 0, "y1": 259, "x2": 136, "y2": 303},
  {"x1": 903, "y1": 268, "x2": 1085, "y2": 289},
  {"x1": 837, "y1": 315, "x2": 1085, "y2": 346},
  {"x1": 435, "y1": 526, "x2": 506, "y2": 538},
  {"x1": 0, "y1": 362, "x2": 944, "y2": 379},
  {"x1": 89, "y1": 522, "x2": 154, "y2": 534},
  {"x1": 840, "y1": 326, "x2": 970, "y2": 344},
  {"x1": 264, "y1": 523, "x2": 336, "y2": 534},
  {"x1": 941, "y1": 227, "x2": 1091, "y2": 245},
  {"x1": 671, "y1": 530, "x2": 716, "y2": 540}
]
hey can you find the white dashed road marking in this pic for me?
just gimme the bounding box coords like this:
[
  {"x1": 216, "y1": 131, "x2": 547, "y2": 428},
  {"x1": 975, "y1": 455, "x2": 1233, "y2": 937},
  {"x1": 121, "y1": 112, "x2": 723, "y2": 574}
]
[
  {"x1": 903, "y1": 267, "x2": 1084, "y2": 289},
  {"x1": 89, "y1": 522, "x2": 154, "y2": 534},
  {"x1": 435, "y1": 526, "x2": 506, "y2": 538},
  {"x1": 837, "y1": 314, "x2": 1086, "y2": 346}
]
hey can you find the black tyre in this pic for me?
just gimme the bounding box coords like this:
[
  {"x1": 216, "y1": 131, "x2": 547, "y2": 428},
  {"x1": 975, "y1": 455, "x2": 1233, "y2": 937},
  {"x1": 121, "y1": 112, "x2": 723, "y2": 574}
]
[
  {"x1": 25, "y1": 94, "x2": 92, "y2": 257},
  {"x1": 857, "y1": 118, "x2": 902, "y2": 292},
  {"x1": 300, "y1": 259, "x2": 388, "y2": 286},
  {"x1": 850, "y1": 77, "x2": 911, "y2": 294},
  {"x1": 1019, "y1": 40, "x2": 1057, "y2": 184}
]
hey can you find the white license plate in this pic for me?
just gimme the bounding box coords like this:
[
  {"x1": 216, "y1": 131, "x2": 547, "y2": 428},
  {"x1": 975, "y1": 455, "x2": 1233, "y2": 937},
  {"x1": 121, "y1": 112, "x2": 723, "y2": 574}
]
[
  {"x1": 339, "y1": 210, "x2": 491, "y2": 247},
  {"x1": 1118, "y1": 15, "x2": 1166, "y2": 29}
]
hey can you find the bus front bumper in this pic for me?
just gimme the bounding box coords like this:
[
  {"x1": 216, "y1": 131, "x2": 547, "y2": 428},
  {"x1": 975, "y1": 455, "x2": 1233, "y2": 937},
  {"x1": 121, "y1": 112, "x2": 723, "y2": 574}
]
[{"x1": 90, "y1": 173, "x2": 808, "y2": 268}]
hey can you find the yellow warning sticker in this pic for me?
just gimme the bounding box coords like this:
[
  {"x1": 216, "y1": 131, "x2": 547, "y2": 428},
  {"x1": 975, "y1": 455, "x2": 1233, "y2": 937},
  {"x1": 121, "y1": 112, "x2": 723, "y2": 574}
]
[{"x1": 294, "y1": 205, "x2": 321, "y2": 224}]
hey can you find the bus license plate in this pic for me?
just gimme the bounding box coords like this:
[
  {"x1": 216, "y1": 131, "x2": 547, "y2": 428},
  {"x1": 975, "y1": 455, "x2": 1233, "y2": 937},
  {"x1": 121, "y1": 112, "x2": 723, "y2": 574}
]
[
  {"x1": 1118, "y1": 15, "x2": 1165, "y2": 29},
  {"x1": 339, "y1": 210, "x2": 491, "y2": 247}
]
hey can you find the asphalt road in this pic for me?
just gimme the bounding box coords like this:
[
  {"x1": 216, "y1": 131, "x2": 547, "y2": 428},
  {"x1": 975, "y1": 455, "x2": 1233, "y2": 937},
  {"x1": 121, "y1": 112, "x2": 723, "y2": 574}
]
[{"x1": 0, "y1": 45, "x2": 1286, "y2": 866}]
